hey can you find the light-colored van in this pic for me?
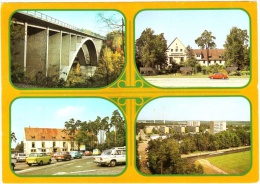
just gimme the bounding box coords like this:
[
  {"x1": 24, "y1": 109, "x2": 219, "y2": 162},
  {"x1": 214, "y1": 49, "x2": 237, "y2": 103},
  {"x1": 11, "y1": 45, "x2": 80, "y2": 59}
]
[{"x1": 16, "y1": 153, "x2": 27, "y2": 162}]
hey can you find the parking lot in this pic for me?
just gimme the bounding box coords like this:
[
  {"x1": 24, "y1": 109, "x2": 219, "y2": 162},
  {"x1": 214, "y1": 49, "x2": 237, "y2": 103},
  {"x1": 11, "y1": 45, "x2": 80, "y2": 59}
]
[{"x1": 13, "y1": 156, "x2": 126, "y2": 176}]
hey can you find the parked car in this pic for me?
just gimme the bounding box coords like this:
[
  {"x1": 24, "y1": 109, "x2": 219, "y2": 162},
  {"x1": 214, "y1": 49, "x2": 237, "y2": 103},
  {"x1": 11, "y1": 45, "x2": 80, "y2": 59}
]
[
  {"x1": 54, "y1": 152, "x2": 71, "y2": 161},
  {"x1": 25, "y1": 152, "x2": 52, "y2": 166},
  {"x1": 84, "y1": 151, "x2": 93, "y2": 156},
  {"x1": 209, "y1": 73, "x2": 228, "y2": 79},
  {"x1": 93, "y1": 146, "x2": 126, "y2": 167},
  {"x1": 92, "y1": 149, "x2": 101, "y2": 156},
  {"x1": 16, "y1": 153, "x2": 27, "y2": 162},
  {"x1": 11, "y1": 153, "x2": 17, "y2": 159},
  {"x1": 70, "y1": 151, "x2": 82, "y2": 159}
]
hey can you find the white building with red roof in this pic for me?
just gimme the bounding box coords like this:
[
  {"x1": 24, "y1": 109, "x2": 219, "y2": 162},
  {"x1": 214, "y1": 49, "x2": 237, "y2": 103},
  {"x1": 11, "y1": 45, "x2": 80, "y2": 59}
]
[
  {"x1": 24, "y1": 127, "x2": 79, "y2": 154},
  {"x1": 166, "y1": 37, "x2": 225, "y2": 67}
]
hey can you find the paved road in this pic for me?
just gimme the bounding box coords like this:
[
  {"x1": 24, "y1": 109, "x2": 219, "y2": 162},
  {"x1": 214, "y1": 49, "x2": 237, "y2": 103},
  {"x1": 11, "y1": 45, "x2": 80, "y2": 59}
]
[
  {"x1": 14, "y1": 156, "x2": 125, "y2": 176},
  {"x1": 144, "y1": 77, "x2": 249, "y2": 87}
]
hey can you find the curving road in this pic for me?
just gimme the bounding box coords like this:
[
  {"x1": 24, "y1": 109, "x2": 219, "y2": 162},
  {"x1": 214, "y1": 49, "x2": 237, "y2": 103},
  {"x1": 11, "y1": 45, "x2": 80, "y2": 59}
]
[{"x1": 144, "y1": 77, "x2": 250, "y2": 88}]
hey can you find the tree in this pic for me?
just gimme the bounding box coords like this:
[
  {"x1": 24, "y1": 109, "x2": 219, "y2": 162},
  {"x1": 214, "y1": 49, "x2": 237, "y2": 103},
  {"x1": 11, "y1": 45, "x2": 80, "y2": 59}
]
[
  {"x1": 153, "y1": 33, "x2": 168, "y2": 69},
  {"x1": 10, "y1": 18, "x2": 26, "y2": 83},
  {"x1": 224, "y1": 27, "x2": 249, "y2": 70},
  {"x1": 75, "y1": 121, "x2": 92, "y2": 150},
  {"x1": 11, "y1": 132, "x2": 17, "y2": 143},
  {"x1": 15, "y1": 141, "x2": 24, "y2": 153},
  {"x1": 148, "y1": 138, "x2": 202, "y2": 174},
  {"x1": 97, "y1": 12, "x2": 125, "y2": 50},
  {"x1": 195, "y1": 30, "x2": 216, "y2": 62},
  {"x1": 135, "y1": 28, "x2": 167, "y2": 69},
  {"x1": 110, "y1": 110, "x2": 125, "y2": 146},
  {"x1": 63, "y1": 119, "x2": 81, "y2": 150},
  {"x1": 93, "y1": 40, "x2": 124, "y2": 86}
]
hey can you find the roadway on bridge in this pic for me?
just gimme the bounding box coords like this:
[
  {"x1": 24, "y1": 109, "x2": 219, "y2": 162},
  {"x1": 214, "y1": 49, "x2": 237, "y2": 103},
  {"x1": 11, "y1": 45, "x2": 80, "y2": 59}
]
[{"x1": 143, "y1": 77, "x2": 250, "y2": 88}]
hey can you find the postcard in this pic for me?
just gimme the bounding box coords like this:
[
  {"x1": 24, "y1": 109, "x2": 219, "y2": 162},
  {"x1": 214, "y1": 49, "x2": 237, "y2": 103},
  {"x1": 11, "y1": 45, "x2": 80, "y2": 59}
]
[{"x1": 1, "y1": 1, "x2": 258, "y2": 183}]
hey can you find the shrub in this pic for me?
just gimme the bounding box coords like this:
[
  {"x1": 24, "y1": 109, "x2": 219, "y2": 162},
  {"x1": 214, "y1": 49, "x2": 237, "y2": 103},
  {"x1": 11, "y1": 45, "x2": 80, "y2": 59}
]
[{"x1": 240, "y1": 71, "x2": 250, "y2": 76}]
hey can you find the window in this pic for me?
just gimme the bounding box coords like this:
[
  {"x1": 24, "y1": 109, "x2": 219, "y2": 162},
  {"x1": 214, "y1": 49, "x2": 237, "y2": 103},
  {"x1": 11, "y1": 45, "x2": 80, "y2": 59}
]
[
  {"x1": 171, "y1": 49, "x2": 173, "y2": 52},
  {"x1": 53, "y1": 141, "x2": 56, "y2": 147},
  {"x1": 31, "y1": 149, "x2": 36, "y2": 153},
  {"x1": 42, "y1": 149, "x2": 46, "y2": 152},
  {"x1": 42, "y1": 142, "x2": 45, "y2": 148},
  {"x1": 175, "y1": 49, "x2": 178, "y2": 52},
  {"x1": 32, "y1": 142, "x2": 35, "y2": 148},
  {"x1": 180, "y1": 49, "x2": 183, "y2": 52},
  {"x1": 169, "y1": 57, "x2": 174, "y2": 64},
  {"x1": 63, "y1": 142, "x2": 66, "y2": 147},
  {"x1": 31, "y1": 135, "x2": 35, "y2": 139}
]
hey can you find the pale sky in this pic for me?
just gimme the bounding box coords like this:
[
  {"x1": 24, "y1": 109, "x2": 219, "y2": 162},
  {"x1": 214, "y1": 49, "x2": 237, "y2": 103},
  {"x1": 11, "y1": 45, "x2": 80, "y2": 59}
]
[
  {"x1": 35, "y1": 10, "x2": 124, "y2": 37},
  {"x1": 137, "y1": 97, "x2": 251, "y2": 122},
  {"x1": 135, "y1": 9, "x2": 250, "y2": 49},
  {"x1": 11, "y1": 98, "x2": 123, "y2": 147}
]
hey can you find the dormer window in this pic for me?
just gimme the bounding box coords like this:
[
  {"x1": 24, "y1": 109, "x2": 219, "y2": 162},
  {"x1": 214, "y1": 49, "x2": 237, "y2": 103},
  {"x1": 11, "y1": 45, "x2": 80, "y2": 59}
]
[
  {"x1": 62, "y1": 136, "x2": 66, "y2": 139},
  {"x1": 52, "y1": 136, "x2": 56, "y2": 139},
  {"x1": 31, "y1": 135, "x2": 35, "y2": 139},
  {"x1": 41, "y1": 135, "x2": 45, "y2": 139}
]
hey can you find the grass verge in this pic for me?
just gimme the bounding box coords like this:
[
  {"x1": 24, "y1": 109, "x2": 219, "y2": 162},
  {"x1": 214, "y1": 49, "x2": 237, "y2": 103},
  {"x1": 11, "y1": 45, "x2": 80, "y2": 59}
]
[{"x1": 205, "y1": 151, "x2": 251, "y2": 174}]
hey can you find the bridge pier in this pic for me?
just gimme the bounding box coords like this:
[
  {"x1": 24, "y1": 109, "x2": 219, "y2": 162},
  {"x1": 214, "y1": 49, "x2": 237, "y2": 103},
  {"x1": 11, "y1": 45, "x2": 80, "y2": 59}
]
[
  {"x1": 11, "y1": 12, "x2": 105, "y2": 83},
  {"x1": 47, "y1": 30, "x2": 61, "y2": 78}
]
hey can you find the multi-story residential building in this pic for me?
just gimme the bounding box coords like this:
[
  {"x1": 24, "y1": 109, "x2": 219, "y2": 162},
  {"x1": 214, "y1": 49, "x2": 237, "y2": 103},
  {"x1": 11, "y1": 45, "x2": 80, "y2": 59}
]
[
  {"x1": 173, "y1": 126, "x2": 185, "y2": 133},
  {"x1": 144, "y1": 126, "x2": 154, "y2": 134},
  {"x1": 24, "y1": 127, "x2": 78, "y2": 154},
  {"x1": 187, "y1": 126, "x2": 200, "y2": 133},
  {"x1": 166, "y1": 37, "x2": 225, "y2": 67},
  {"x1": 209, "y1": 121, "x2": 227, "y2": 134},
  {"x1": 159, "y1": 126, "x2": 169, "y2": 134},
  {"x1": 186, "y1": 121, "x2": 200, "y2": 127}
]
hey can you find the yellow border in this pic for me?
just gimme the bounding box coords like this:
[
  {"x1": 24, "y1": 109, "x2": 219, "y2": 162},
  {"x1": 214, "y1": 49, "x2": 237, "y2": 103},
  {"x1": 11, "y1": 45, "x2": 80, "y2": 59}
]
[{"x1": 1, "y1": 1, "x2": 258, "y2": 183}]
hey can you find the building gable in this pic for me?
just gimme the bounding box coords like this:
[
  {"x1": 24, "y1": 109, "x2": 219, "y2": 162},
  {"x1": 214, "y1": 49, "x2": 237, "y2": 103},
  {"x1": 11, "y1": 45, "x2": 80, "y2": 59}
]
[{"x1": 167, "y1": 37, "x2": 186, "y2": 51}]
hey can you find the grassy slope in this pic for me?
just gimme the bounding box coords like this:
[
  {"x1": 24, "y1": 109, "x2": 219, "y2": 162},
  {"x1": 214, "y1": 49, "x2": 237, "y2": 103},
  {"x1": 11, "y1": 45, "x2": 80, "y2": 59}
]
[{"x1": 205, "y1": 151, "x2": 251, "y2": 174}]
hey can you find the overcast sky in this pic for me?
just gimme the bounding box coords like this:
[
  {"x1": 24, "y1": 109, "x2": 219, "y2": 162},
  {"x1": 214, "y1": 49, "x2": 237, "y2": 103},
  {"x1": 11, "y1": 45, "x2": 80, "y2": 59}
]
[
  {"x1": 137, "y1": 97, "x2": 250, "y2": 122},
  {"x1": 11, "y1": 98, "x2": 123, "y2": 147},
  {"x1": 135, "y1": 9, "x2": 250, "y2": 49}
]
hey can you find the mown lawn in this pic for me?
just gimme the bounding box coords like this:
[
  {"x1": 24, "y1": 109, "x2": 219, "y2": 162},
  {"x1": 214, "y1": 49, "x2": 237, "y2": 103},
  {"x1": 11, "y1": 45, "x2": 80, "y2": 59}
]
[{"x1": 206, "y1": 151, "x2": 251, "y2": 174}]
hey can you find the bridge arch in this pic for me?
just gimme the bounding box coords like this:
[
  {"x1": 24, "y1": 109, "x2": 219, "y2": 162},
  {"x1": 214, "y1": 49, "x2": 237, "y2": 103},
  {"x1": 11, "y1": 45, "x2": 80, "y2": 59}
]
[{"x1": 60, "y1": 37, "x2": 99, "y2": 81}]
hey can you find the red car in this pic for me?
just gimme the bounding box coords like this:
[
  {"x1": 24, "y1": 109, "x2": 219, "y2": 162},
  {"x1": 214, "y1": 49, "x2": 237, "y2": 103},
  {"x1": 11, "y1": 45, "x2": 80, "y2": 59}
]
[
  {"x1": 54, "y1": 152, "x2": 71, "y2": 161},
  {"x1": 209, "y1": 73, "x2": 228, "y2": 79}
]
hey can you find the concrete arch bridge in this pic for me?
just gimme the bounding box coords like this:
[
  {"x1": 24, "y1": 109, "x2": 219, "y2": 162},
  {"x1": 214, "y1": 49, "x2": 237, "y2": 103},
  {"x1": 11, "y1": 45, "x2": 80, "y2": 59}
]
[{"x1": 11, "y1": 11, "x2": 105, "y2": 81}]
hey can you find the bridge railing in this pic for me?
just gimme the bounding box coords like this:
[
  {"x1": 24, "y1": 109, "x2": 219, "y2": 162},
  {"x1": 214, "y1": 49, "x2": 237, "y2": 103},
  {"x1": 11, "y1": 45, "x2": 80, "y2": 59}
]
[{"x1": 19, "y1": 11, "x2": 106, "y2": 40}]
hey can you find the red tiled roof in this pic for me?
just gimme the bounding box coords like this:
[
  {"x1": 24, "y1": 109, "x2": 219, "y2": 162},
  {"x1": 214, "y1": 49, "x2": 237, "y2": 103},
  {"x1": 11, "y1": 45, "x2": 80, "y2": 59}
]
[
  {"x1": 191, "y1": 49, "x2": 225, "y2": 61},
  {"x1": 24, "y1": 127, "x2": 72, "y2": 141}
]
